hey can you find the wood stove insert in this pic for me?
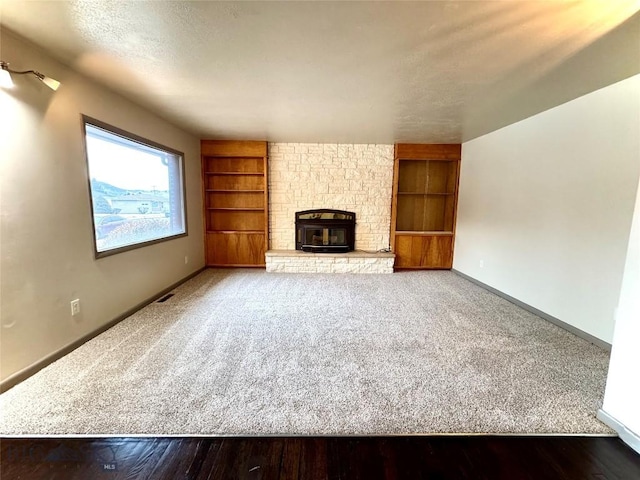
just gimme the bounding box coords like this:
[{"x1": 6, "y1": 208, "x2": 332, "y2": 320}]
[{"x1": 295, "y1": 209, "x2": 355, "y2": 253}]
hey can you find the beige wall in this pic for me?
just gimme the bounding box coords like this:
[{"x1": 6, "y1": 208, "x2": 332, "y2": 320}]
[
  {"x1": 269, "y1": 143, "x2": 394, "y2": 251},
  {"x1": 0, "y1": 31, "x2": 205, "y2": 383},
  {"x1": 454, "y1": 74, "x2": 640, "y2": 343}
]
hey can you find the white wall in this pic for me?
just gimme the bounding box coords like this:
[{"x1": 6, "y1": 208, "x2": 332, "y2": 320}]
[
  {"x1": 601, "y1": 177, "x2": 640, "y2": 448},
  {"x1": 454, "y1": 74, "x2": 640, "y2": 343},
  {"x1": 0, "y1": 31, "x2": 205, "y2": 383},
  {"x1": 269, "y1": 143, "x2": 394, "y2": 251}
]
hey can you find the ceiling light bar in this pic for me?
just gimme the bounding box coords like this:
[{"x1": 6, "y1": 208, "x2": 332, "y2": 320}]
[{"x1": 0, "y1": 61, "x2": 60, "y2": 91}]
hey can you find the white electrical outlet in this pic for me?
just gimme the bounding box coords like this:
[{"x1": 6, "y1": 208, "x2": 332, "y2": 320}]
[
  {"x1": 184, "y1": 255, "x2": 189, "y2": 264},
  {"x1": 479, "y1": 260, "x2": 484, "y2": 268},
  {"x1": 70, "y1": 299, "x2": 80, "y2": 316}
]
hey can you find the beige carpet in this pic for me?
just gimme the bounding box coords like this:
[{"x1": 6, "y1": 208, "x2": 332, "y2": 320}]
[{"x1": 0, "y1": 269, "x2": 611, "y2": 435}]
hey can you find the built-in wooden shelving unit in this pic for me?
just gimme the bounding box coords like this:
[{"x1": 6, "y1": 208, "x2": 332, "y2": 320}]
[
  {"x1": 201, "y1": 140, "x2": 268, "y2": 267},
  {"x1": 391, "y1": 143, "x2": 461, "y2": 269}
]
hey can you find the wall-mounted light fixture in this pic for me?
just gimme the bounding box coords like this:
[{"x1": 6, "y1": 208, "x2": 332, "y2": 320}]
[{"x1": 0, "y1": 61, "x2": 60, "y2": 91}]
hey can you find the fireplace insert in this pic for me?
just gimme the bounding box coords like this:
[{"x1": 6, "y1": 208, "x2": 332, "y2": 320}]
[{"x1": 295, "y1": 209, "x2": 355, "y2": 253}]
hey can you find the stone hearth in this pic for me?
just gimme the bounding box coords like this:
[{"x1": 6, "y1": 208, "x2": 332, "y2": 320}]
[{"x1": 266, "y1": 250, "x2": 394, "y2": 274}]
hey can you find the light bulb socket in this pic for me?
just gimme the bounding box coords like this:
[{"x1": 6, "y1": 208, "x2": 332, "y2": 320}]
[{"x1": 34, "y1": 71, "x2": 60, "y2": 91}]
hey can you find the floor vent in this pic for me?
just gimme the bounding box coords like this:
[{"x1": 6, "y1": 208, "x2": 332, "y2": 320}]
[{"x1": 157, "y1": 294, "x2": 174, "y2": 303}]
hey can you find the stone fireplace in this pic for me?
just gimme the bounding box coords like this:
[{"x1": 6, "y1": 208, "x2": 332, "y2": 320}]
[
  {"x1": 267, "y1": 143, "x2": 395, "y2": 273},
  {"x1": 268, "y1": 143, "x2": 394, "y2": 251}
]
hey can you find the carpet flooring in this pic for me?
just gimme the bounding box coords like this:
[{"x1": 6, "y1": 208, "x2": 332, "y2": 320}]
[{"x1": 0, "y1": 269, "x2": 611, "y2": 435}]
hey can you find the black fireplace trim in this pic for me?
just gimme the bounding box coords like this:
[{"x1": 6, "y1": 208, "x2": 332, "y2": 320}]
[{"x1": 295, "y1": 209, "x2": 356, "y2": 253}]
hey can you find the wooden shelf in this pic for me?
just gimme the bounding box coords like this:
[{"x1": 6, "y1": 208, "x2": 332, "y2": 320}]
[
  {"x1": 395, "y1": 143, "x2": 461, "y2": 160},
  {"x1": 201, "y1": 140, "x2": 266, "y2": 158},
  {"x1": 205, "y1": 189, "x2": 265, "y2": 193},
  {"x1": 204, "y1": 172, "x2": 264, "y2": 176},
  {"x1": 398, "y1": 192, "x2": 454, "y2": 196},
  {"x1": 207, "y1": 207, "x2": 264, "y2": 212},
  {"x1": 391, "y1": 143, "x2": 461, "y2": 269},
  {"x1": 395, "y1": 231, "x2": 454, "y2": 236},
  {"x1": 202, "y1": 140, "x2": 268, "y2": 267}
]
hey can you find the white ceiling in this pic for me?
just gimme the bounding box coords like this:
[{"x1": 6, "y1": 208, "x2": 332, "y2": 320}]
[{"x1": 1, "y1": 1, "x2": 639, "y2": 143}]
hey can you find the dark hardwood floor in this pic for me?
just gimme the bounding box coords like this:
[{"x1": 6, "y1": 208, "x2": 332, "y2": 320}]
[{"x1": 1, "y1": 436, "x2": 639, "y2": 480}]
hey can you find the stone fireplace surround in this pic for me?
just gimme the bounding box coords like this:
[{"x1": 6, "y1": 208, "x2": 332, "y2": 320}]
[{"x1": 267, "y1": 143, "x2": 395, "y2": 273}]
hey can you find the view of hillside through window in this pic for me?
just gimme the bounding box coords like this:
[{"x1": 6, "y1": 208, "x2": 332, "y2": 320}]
[{"x1": 84, "y1": 120, "x2": 186, "y2": 256}]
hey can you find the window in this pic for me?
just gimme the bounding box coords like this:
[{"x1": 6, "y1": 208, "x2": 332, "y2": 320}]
[{"x1": 83, "y1": 116, "x2": 187, "y2": 257}]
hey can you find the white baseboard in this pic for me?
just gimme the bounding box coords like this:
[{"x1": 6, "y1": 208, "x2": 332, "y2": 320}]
[{"x1": 597, "y1": 409, "x2": 640, "y2": 454}]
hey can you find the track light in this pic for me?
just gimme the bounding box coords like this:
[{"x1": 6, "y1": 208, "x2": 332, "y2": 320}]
[
  {"x1": 0, "y1": 61, "x2": 60, "y2": 91},
  {"x1": 33, "y1": 71, "x2": 60, "y2": 91}
]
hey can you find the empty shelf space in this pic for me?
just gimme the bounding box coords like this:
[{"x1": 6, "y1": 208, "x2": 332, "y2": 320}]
[
  {"x1": 207, "y1": 207, "x2": 264, "y2": 211},
  {"x1": 395, "y1": 231, "x2": 454, "y2": 236},
  {"x1": 205, "y1": 189, "x2": 265, "y2": 193},
  {"x1": 398, "y1": 192, "x2": 454, "y2": 195},
  {"x1": 204, "y1": 172, "x2": 264, "y2": 176}
]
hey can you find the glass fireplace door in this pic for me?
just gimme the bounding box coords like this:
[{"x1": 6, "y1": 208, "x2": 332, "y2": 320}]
[{"x1": 302, "y1": 227, "x2": 346, "y2": 247}]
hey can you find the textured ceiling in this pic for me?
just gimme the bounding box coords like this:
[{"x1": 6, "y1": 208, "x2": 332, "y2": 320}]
[{"x1": 1, "y1": 1, "x2": 639, "y2": 143}]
